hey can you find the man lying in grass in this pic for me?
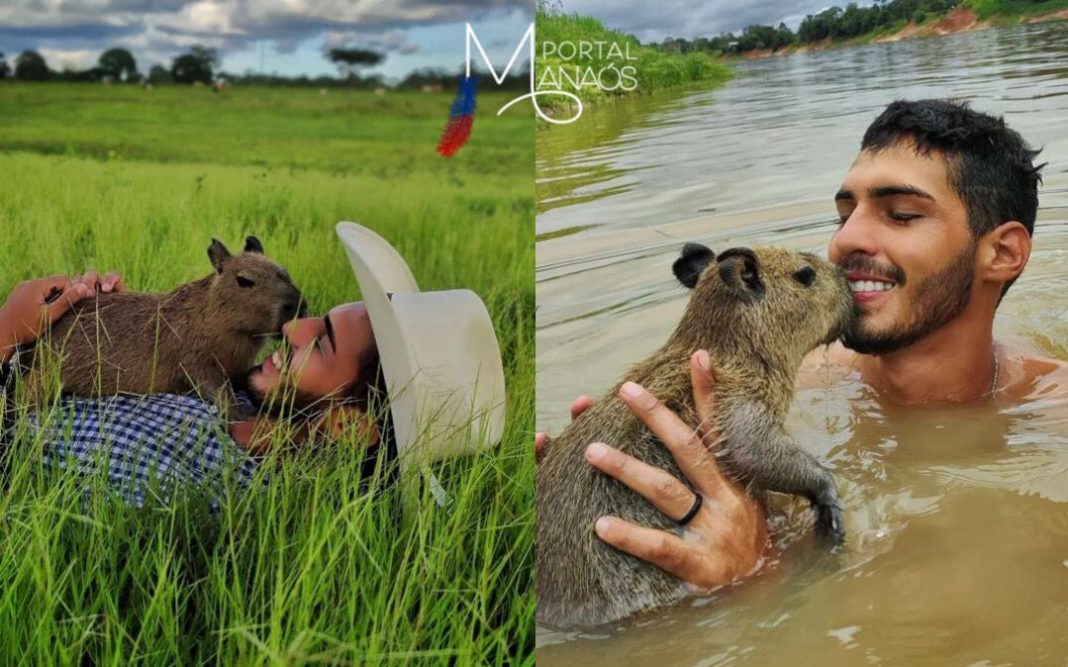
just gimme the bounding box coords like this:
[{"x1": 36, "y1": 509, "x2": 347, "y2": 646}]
[{"x1": 0, "y1": 222, "x2": 506, "y2": 506}]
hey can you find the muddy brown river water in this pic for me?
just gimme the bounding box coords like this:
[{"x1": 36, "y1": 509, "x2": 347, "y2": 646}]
[{"x1": 536, "y1": 21, "x2": 1068, "y2": 666}]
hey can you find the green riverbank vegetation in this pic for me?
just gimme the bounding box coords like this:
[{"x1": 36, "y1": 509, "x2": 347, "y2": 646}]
[
  {"x1": 536, "y1": 1, "x2": 731, "y2": 113},
  {"x1": 659, "y1": 0, "x2": 1066, "y2": 58},
  {"x1": 0, "y1": 84, "x2": 534, "y2": 664},
  {"x1": 965, "y1": 0, "x2": 1068, "y2": 20}
]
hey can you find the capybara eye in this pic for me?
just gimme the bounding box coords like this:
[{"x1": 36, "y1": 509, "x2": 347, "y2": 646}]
[
  {"x1": 236, "y1": 276, "x2": 255, "y2": 288},
  {"x1": 793, "y1": 266, "x2": 816, "y2": 287}
]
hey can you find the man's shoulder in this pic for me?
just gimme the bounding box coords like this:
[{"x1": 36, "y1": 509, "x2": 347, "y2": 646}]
[
  {"x1": 796, "y1": 342, "x2": 1068, "y2": 398},
  {"x1": 1002, "y1": 344, "x2": 1068, "y2": 401},
  {"x1": 797, "y1": 342, "x2": 858, "y2": 388}
]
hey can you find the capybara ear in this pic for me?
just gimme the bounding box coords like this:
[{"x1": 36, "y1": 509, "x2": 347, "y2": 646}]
[
  {"x1": 717, "y1": 247, "x2": 764, "y2": 301},
  {"x1": 208, "y1": 238, "x2": 232, "y2": 273},
  {"x1": 244, "y1": 236, "x2": 264, "y2": 254},
  {"x1": 673, "y1": 243, "x2": 716, "y2": 289}
]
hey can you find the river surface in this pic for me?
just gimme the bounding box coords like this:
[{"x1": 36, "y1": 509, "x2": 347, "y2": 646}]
[{"x1": 536, "y1": 22, "x2": 1068, "y2": 666}]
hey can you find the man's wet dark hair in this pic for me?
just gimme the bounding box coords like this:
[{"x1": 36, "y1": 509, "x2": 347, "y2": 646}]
[{"x1": 861, "y1": 99, "x2": 1045, "y2": 296}]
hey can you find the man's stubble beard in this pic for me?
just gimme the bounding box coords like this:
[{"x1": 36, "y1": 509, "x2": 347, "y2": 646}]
[
  {"x1": 841, "y1": 240, "x2": 977, "y2": 356},
  {"x1": 244, "y1": 369, "x2": 330, "y2": 419}
]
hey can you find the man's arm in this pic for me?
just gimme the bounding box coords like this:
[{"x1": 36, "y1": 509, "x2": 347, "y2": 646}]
[
  {"x1": 0, "y1": 271, "x2": 125, "y2": 362},
  {"x1": 1, "y1": 276, "x2": 85, "y2": 362}
]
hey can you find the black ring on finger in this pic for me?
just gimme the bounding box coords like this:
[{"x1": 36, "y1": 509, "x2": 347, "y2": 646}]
[{"x1": 676, "y1": 492, "x2": 703, "y2": 526}]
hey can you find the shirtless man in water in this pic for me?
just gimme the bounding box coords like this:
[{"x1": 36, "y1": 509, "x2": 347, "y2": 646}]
[{"x1": 538, "y1": 98, "x2": 1067, "y2": 590}]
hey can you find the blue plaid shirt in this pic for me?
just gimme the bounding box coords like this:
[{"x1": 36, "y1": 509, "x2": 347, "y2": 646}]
[{"x1": 3, "y1": 360, "x2": 260, "y2": 507}]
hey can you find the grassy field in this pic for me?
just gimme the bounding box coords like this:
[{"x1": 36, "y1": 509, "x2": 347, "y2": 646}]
[{"x1": 0, "y1": 83, "x2": 534, "y2": 664}]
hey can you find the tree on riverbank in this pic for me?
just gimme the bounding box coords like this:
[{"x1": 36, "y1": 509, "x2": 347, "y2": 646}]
[
  {"x1": 798, "y1": 0, "x2": 958, "y2": 42},
  {"x1": 682, "y1": 0, "x2": 959, "y2": 54},
  {"x1": 666, "y1": 0, "x2": 1065, "y2": 56}
]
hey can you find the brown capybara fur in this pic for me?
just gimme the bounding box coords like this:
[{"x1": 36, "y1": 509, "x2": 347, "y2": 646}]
[
  {"x1": 536, "y1": 244, "x2": 855, "y2": 627},
  {"x1": 24, "y1": 236, "x2": 303, "y2": 409}
]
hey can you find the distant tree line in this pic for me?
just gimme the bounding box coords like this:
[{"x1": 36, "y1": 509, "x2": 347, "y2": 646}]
[
  {"x1": 0, "y1": 43, "x2": 528, "y2": 90},
  {"x1": 657, "y1": 0, "x2": 962, "y2": 56},
  {"x1": 0, "y1": 44, "x2": 386, "y2": 87},
  {"x1": 0, "y1": 45, "x2": 530, "y2": 91},
  {"x1": 159, "y1": 64, "x2": 527, "y2": 90},
  {"x1": 0, "y1": 45, "x2": 220, "y2": 84}
]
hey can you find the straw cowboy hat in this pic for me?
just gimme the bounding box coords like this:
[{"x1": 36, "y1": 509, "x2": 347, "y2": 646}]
[{"x1": 335, "y1": 221, "x2": 506, "y2": 469}]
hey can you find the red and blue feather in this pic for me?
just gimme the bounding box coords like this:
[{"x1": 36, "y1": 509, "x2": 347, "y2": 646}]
[{"x1": 437, "y1": 75, "x2": 478, "y2": 157}]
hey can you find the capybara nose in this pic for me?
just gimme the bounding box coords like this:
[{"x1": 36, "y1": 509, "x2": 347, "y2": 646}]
[{"x1": 279, "y1": 297, "x2": 303, "y2": 324}]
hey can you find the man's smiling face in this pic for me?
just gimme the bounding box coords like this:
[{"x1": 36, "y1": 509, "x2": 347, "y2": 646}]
[
  {"x1": 829, "y1": 140, "x2": 978, "y2": 355},
  {"x1": 246, "y1": 302, "x2": 377, "y2": 410}
]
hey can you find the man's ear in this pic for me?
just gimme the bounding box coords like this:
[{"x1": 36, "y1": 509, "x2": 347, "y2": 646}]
[
  {"x1": 317, "y1": 403, "x2": 379, "y2": 446},
  {"x1": 981, "y1": 221, "x2": 1030, "y2": 286},
  {"x1": 717, "y1": 247, "x2": 764, "y2": 302},
  {"x1": 208, "y1": 238, "x2": 231, "y2": 274},
  {"x1": 673, "y1": 243, "x2": 716, "y2": 289}
]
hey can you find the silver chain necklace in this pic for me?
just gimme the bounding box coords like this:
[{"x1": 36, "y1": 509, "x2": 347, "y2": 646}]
[{"x1": 989, "y1": 345, "x2": 1000, "y2": 398}]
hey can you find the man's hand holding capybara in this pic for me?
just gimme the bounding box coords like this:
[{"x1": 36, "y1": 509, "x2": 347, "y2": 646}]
[
  {"x1": 0, "y1": 271, "x2": 125, "y2": 362},
  {"x1": 589, "y1": 352, "x2": 768, "y2": 593},
  {"x1": 536, "y1": 350, "x2": 768, "y2": 594}
]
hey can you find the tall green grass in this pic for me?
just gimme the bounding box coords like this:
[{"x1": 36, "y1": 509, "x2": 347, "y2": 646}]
[{"x1": 0, "y1": 83, "x2": 533, "y2": 664}]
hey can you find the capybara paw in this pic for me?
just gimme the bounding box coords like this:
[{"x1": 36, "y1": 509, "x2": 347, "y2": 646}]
[{"x1": 813, "y1": 501, "x2": 846, "y2": 547}]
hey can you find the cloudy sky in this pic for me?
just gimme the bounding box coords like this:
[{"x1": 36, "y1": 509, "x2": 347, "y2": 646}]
[
  {"x1": 0, "y1": 0, "x2": 533, "y2": 81},
  {"x1": 554, "y1": 0, "x2": 855, "y2": 43}
]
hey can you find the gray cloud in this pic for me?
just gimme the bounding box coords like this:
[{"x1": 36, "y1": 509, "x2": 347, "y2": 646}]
[
  {"x1": 0, "y1": 22, "x2": 144, "y2": 42},
  {"x1": 555, "y1": 0, "x2": 848, "y2": 42},
  {"x1": 57, "y1": 0, "x2": 194, "y2": 11}
]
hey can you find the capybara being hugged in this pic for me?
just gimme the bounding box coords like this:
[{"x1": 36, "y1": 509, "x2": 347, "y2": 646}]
[
  {"x1": 24, "y1": 236, "x2": 304, "y2": 409},
  {"x1": 537, "y1": 244, "x2": 855, "y2": 627}
]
